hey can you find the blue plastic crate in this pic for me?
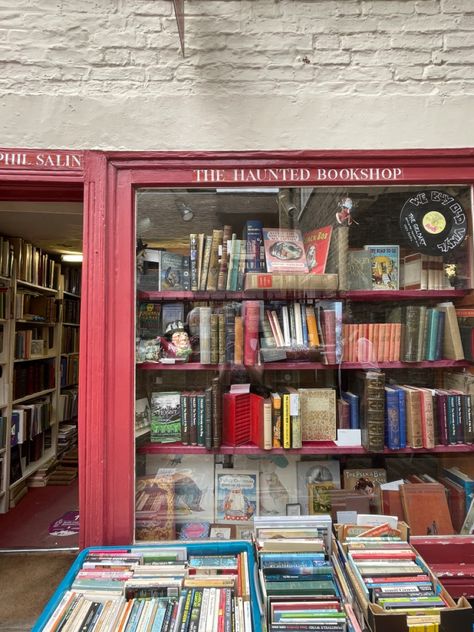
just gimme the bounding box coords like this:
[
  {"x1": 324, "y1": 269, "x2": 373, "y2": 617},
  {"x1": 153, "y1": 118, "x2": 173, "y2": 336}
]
[{"x1": 33, "y1": 541, "x2": 263, "y2": 632}]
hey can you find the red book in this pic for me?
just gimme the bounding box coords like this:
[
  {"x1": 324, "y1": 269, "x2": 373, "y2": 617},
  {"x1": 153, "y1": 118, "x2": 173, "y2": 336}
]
[
  {"x1": 440, "y1": 476, "x2": 466, "y2": 533},
  {"x1": 321, "y1": 308, "x2": 336, "y2": 364},
  {"x1": 303, "y1": 225, "x2": 332, "y2": 274},
  {"x1": 401, "y1": 482, "x2": 455, "y2": 536},
  {"x1": 382, "y1": 489, "x2": 405, "y2": 522},
  {"x1": 243, "y1": 300, "x2": 260, "y2": 366}
]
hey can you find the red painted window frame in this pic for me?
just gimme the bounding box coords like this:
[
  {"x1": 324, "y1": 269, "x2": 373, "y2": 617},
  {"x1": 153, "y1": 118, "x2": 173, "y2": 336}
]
[{"x1": 80, "y1": 148, "x2": 474, "y2": 548}]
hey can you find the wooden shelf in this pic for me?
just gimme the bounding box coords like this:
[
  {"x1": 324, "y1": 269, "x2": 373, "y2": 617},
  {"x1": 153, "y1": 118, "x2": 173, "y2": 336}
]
[
  {"x1": 137, "y1": 289, "x2": 469, "y2": 302},
  {"x1": 14, "y1": 354, "x2": 57, "y2": 363},
  {"x1": 62, "y1": 322, "x2": 80, "y2": 327},
  {"x1": 137, "y1": 442, "x2": 474, "y2": 455},
  {"x1": 137, "y1": 360, "x2": 470, "y2": 371},
  {"x1": 13, "y1": 387, "x2": 56, "y2": 405},
  {"x1": 63, "y1": 291, "x2": 81, "y2": 299},
  {"x1": 16, "y1": 279, "x2": 58, "y2": 294}
]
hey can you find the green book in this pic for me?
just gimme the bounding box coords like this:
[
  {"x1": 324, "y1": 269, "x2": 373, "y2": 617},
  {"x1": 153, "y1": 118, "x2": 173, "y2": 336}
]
[{"x1": 265, "y1": 580, "x2": 336, "y2": 596}]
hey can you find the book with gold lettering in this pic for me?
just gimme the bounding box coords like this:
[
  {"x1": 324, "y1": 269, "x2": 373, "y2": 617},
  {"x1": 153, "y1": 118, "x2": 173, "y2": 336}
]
[{"x1": 299, "y1": 388, "x2": 337, "y2": 442}]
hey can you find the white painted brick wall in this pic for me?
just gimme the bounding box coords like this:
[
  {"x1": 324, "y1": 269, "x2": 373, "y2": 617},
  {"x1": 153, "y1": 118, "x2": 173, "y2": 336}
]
[{"x1": 0, "y1": 0, "x2": 473, "y2": 150}]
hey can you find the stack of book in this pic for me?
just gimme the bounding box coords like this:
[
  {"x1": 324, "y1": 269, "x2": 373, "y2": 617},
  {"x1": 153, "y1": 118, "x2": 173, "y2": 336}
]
[
  {"x1": 39, "y1": 545, "x2": 254, "y2": 632},
  {"x1": 9, "y1": 235, "x2": 58, "y2": 288},
  {"x1": 403, "y1": 253, "x2": 450, "y2": 290},
  {"x1": 255, "y1": 517, "x2": 354, "y2": 632},
  {"x1": 337, "y1": 521, "x2": 465, "y2": 627}
]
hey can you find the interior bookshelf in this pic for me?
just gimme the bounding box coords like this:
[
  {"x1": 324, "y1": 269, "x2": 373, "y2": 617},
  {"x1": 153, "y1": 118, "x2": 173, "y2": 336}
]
[{"x1": 134, "y1": 183, "x2": 474, "y2": 543}]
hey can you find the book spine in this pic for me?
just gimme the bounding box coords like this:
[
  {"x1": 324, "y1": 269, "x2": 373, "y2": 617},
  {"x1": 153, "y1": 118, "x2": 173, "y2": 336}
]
[
  {"x1": 447, "y1": 394, "x2": 457, "y2": 444},
  {"x1": 395, "y1": 388, "x2": 407, "y2": 448},
  {"x1": 211, "y1": 377, "x2": 221, "y2": 448},
  {"x1": 218, "y1": 313, "x2": 226, "y2": 365},
  {"x1": 180, "y1": 392, "x2": 190, "y2": 445},
  {"x1": 199, "y1": 307, "x2": 212, "y2": 364},
  {"x1": 204, "y1": 387, "x2": 213, "y2": 450},
  {"x1": 402, "y1": 305, "x2": 420, "y2": 362},
  {"x1": 385, "y1": 389, "x2": 400, "y2": 450},
  {"x1": 189, "y1": 394, "x2": 198, "y2": 446},
  {"x1": 217, "y1": 226, "x2": 232, "y2": 291},
  {"x1": 224, "y1": 305, "x2": 235, "y2": 364},
  {"x1": 271, "y1": 395, "x2": 282, "y2": 448},
  {"x1": 243, "y1": 301, "x2": 260, "y2": 366},
  {"x1": 437, "y1": 393, "x2": 449, "y2": 445},
  {"x1": 288, "y1": 303, "x2": 297, "y2": 347},
  {"x1": 210, "y1": 314, "x2": 219, "y2": 364},
  {"x1": 190, "y1": 234, "x2": 199, "y2": 291},
  {"x1": 200, "y1": 236, "x2": 213, "y2": 291},
  {"x1": 282, "y1": 392, "x2": 291, "y2": 449},
  {"x1": 463, "y1": 394, "x2": 474, "y2": 443},
  {"x1": 244, "y1": 220, "x2": 263, "y2": 273},
  {"x1": 206, "y1": 230, "x2": 223, "y2": 291},
  {"x1": 455, "y1": 393, "x2": 464, "y2": 443},
  {"x1": 362, "y1": 372, "x2": 386, "y2": 452},
  {"x1": 237, "y1": 240, "x2": 246, "y2": 291},
  {"x1": 290, "y1": 391, "x2": 302, "y2": 449},
  {"x1": 435, "y1": 309, "x2": 445, "y2": 360},
  {"x1": 306, "y1": 305, "x2": 320, "y2": 348},
  {"x1": 263, "y1": 398, "x2": 273, "y2": 450},
  {"x1": 234, "y1": 315, "x2": 243, "y2": 365},
  {"x1": 196, "y1": 392, "x2": 206, "y2": 447}
]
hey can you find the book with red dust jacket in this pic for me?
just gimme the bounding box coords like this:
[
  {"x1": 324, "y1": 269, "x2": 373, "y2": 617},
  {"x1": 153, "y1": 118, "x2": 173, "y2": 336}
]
[{"x1": 303, "y1": 225, "x2": 333, "y2": 274}]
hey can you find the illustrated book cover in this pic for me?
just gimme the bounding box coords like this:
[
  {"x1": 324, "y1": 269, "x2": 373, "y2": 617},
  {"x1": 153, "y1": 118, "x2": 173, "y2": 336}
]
[
  {"x1": 150, "y1": 391, "x2": 181, "y2": 443},
  {"x1": 215, "y1": 469, "x2": 259, "y2": 524},
  {"x1": 364, "y1": 245, "x2": 400, "y2": 290},
  {"x1": 347, "y1": 249, "x2": 373, "y2": 290},
  {"x1": 297, "y1": 459, "x2": 341, "y2": 514},
  {"x1": 233, "y1": 454, "x2": 299, "y2": 517},
  {"x1": 160, "y1": 252, "x2": 185, "y2": 291},
  {"x1": 400, "y1": 482, "x2": 455, "y2": 536},
  {"x1": 342, "y1": 467, "x2": 387, "y2": 513},
  {"x1": 299, "y1": 388, "x2": 337, "y2": 442},
  {"x1": 145, "y1": 454, "x2": 215, "y2": 522},
  {"x1": 135, "y1": 476, "x2": 176, "y2": 541},
  {"x1": 303, "y1": 225, "x2": 332, "y2": 274},
  {"x1": 262, "y1": 228, "x2": 309, "y2": 274}
]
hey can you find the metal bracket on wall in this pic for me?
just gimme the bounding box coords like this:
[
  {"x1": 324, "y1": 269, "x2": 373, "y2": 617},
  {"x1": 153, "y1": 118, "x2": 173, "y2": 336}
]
[{"x1": 173, "y1": 0, "x2": 185, "y2": 56}]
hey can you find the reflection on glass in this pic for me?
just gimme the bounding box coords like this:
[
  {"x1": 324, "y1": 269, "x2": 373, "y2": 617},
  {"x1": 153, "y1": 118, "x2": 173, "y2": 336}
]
[{"x1": 134, "y1": 184, "x2": 474, "y2": 541}]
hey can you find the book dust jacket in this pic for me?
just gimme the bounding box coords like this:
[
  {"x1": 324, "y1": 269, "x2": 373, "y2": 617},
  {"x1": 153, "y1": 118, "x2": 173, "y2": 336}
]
[
  {"x1": 263, "y1": 228, "x2": 309, "y2": 274},
  {"x1": 364, "y1": 245, "x2": 400, "y2": 290}
]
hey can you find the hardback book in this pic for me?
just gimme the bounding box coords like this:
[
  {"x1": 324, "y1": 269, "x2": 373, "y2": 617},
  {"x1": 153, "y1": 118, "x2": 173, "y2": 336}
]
[
  {"x1": 244, "y1": 219, "x2": 264, "y2": 273},
  {"x1": 160, "y1": 252, "x2": 185, "y2": 291},
  {"x1": 401, "y1": 386, "x2": 423, "y2": 448},
  {"x1": 341, "y1": 391, "x2": 360, "y2": 430},
  {"x1": 437, "y1": 302, "x2": 464, "y2": 360},
  {"x1": 354, "y1": 371, "x2": 385, "y2": 452},
  {"x1": 206, "y1": 229, "x2": 224, "y2": 291},
  {"x1": 215, "y1": 469, "x2": 259, "y2": 523},
  {"x1": 297, "y1": 460, "x2": 341, "y2": 514},
  {"x1": 400, "y1": 483, "x2": 455, "y2": 536},
  {"x1": 199, "y1": 306, "x2": 212, "y2": 364},
  {"x1": 270, "y1": 392, "x2": 282, "y2": 449},
  {"x1": 262, "y1": 228, "x2": 309, "y2": 274},
  {"x1": 384, "y1": 386, "x2": 400, "y2": 450},
  {"x1": 303, "y1": 225, "x2": 332, "y2": 274},
  {"x1": 364, "y1": 245, "x2": 400, "y2": 290},
  {"x1": 217, "y1": 225, "x2": 232, "y2": 290},
  {"x1": 440, "y1": 476, "x2": 466, "y2": 533},
  {"x1": 150, "y1": 391, "x2": 182, "y2": 443},
  {"x1": 243, "y1": 300, "x2": 260, "y2": 366},
  {"x1": 135, "y1": 397, "x2": 150, "y2": 432},
  {"x1": 189, "y1": 233, "x2": 199, "y2": 291},
  {"x1": 443, "y1": 466, "x2": 474, "y2": 514},
  {"x1": 347, "y1": 249, "x2": 373, "y2": 290},
  {"x1": 299, "y1": 388, "x2": 337, "y2": 442},
  {"x1": 403, "y1": 253, "x2": 429, "y2": 290},
  {"x1": 287, "y1": 387, "x2": 302, "y2": 449},
  {"x1": 138, "y1": 302, "x2": 161, "y2": 339},
  {"x1": 325, "y1": 226, "x2": 349, "y2": 290},
  {"x1": 161, "y1": 303, "x2": 185, "y2": 335},
  {"x1": 343, "y1": 468, "x2": 387, "y2": 514},
  {"x1": 135, "y1": 476, "x2": 175, "y2": 541},
  {"x1": 199, "y1": 235, "x2": 213, "y2": 291},
  {"x1": 244, "y1": 272, "x2": 338, "y2": 291}
]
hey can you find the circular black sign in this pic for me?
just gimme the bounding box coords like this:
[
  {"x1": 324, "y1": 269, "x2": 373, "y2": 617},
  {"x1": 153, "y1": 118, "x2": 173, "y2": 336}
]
[{"x1": 400, "y1": 190, "x2": 467, "y2": 255}]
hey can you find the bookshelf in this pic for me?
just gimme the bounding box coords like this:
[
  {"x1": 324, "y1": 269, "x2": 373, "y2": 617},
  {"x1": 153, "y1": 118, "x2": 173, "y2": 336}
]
[
  {"x1": 57, "y1": 264, "x2": 80, "y2": 457},
  {"x1": 134, "y1": 182, "x2": 474, "y2": 543},
  {"x1": 0, "y1": 239, "x2": 63, "y2": 513}
]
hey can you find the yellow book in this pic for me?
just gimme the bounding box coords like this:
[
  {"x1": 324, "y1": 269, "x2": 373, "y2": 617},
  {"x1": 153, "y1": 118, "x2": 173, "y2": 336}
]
[
  {"x1": 281, "y1": 390, "x2": 291, "y2": 449},
  {"x1": 306, "y1": 305, "x2": 320, "y2": 347}
]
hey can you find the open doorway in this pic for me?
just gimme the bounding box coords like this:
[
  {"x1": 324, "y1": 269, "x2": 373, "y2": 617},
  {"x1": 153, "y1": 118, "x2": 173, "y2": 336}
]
[{"x1": 0, "y1": 197, "x2": 83, "y2": 549}]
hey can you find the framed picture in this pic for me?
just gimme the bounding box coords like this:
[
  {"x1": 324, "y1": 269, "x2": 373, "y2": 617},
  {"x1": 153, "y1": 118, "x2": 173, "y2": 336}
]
[
  {"x1": 286, "y1": 503, "x2": 301, "y2": 516},
  {"x1": 215, "y1": 469, "x2": 259, "y2": 524},
  {"x1": 235, "y1": 525, "x2": 254, "y2": 540},
  {"x1": 297, "y1": 459, "x2": 341, "y2": 514},
  {"x1": 209, "y1": 524, "x2": 234, "y2": 540},
  {"x1": 308, "y1": 482, "x2": 335, "y2": 515}
]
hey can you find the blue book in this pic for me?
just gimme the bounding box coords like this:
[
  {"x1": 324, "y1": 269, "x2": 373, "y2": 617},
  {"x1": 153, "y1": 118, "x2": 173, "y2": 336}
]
[
  {"x1": 434, "y1": 310, "x2": 445, "y2": 360},
  {"x1": 426, "y1": 308, "x2": 439, "y2": 361},
  {"x1": 391, "y1": 386, "x2": 407, "y2": 448},
  {"x1": 244, "y1": 219, "x2": 263, "y2": 272},
  {"x1": 442, "y1": 467, "x2": 474, "y2": 513},
  {"x1": 384, "y1": 387, "x2": 400, "y2": 450},
  {"x1": 150, "y1": 602, "x2": 170, "y2": 632},
  {"x1": 301, "y1": 304, "x2": 309, "y2": 347},
  {"x1": 341, "y1": 391, "x2": 359, "y2": 430}
]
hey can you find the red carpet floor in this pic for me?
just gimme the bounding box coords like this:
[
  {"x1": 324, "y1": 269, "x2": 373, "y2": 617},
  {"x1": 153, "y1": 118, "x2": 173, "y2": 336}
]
[{"x1": 0, "y1": 479, "x2": 79, "y2": 549}]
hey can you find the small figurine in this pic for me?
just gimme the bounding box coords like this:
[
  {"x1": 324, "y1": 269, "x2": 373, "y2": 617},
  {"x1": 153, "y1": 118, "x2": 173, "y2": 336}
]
[{"x1": 160, "y1": 320, "x2": 193, "y2": 361}]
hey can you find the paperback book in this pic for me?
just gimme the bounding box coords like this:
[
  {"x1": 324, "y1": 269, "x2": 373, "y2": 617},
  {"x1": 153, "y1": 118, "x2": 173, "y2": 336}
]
[{"x1": 263, "y1": 228, "x2": 309, "y2": 274}]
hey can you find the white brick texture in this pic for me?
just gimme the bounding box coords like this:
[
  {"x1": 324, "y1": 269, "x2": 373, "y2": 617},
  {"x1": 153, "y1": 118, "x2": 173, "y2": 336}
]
[{"x1": 0, "y1": 0, "x2": 473, "y2": 150}]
